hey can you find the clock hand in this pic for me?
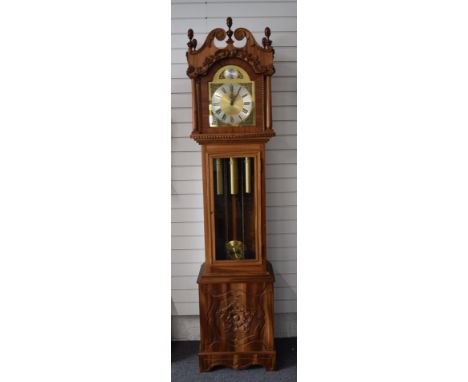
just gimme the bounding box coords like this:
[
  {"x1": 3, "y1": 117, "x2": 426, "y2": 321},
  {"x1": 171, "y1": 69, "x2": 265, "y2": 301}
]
[
  {"x1": 229, "y1": 84, "x2": 234, "y2": 105},
  {"x1": 230, "y1": 86, "x2": 242, "y2": 106}
]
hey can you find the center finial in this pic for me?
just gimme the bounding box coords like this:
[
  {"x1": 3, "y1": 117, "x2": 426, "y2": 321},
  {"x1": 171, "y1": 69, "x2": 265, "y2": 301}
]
[{"x1": 226, "y1": 17, "x2": 234, "y2": 44}]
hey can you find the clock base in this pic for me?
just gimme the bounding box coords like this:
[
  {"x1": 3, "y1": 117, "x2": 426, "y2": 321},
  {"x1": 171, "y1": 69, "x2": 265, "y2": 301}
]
[
  {"x1": 197, "y1": 262, "x2": 276, "y2": 372},
  {"x1": 199, "y1": 351, "x2": 276, "y2": 372}
]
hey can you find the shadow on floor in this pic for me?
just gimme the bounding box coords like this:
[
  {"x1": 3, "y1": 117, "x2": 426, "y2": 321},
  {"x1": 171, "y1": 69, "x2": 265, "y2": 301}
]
[{"x1": 171, "y1": 340, "x2": 199, "y2": 363}]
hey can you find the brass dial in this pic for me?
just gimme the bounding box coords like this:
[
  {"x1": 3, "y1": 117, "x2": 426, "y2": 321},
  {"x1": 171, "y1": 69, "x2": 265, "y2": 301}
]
[
  {"x1": 208, "y1": 65, "x2": 255, "y2": 127},
  {"x1": 211, "y1": 84, "x2": 253, "y2": 125}
]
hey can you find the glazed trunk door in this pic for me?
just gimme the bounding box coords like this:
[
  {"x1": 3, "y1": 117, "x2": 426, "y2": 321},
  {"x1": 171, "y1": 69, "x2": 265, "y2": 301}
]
[{"x1": 212, "y1": 156, "x2": 257, "y2": 262}]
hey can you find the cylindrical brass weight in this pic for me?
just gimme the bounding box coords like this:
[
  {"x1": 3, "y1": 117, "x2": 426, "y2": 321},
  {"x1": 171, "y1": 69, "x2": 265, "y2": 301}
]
[
  {"x1": 215, "y1": 158, "x2": 223, "y2": 195},
  {"x1": 229, "y1": 158, "x2": 238, "y2": 195},
  {"x1": 244, "y1": 157, "x2": 251, "y2": 194}
]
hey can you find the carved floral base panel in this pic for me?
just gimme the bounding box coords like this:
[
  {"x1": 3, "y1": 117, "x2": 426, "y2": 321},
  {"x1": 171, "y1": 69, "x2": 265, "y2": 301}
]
[{"x1": 198, "y1": 280, "x2": 276, "y2": 371}]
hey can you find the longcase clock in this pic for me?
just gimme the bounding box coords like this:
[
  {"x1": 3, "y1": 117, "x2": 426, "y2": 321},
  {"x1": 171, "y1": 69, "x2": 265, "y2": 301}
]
[{"x1": 186, "y1": 17, "x2": 276, "y2": 372}]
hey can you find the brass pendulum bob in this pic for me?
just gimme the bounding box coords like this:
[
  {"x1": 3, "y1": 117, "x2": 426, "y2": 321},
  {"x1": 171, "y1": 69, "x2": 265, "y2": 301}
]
[
  {"x1": 225, "y1": 240, "x2": 245, "y2": 260},
  {"x1": 215, "y1": 158, "x2": 223, "y2": 195}
]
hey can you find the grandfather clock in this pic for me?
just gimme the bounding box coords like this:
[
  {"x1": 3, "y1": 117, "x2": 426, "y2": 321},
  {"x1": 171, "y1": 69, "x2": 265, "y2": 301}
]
[{"x1": 186, "y1": 17, "x2": 276, "y2": 372}]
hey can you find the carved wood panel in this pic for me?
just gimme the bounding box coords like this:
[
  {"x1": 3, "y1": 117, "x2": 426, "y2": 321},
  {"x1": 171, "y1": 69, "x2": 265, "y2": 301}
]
[{"x1": 200, "y1": 281, "x2": 274, "y2": 353}]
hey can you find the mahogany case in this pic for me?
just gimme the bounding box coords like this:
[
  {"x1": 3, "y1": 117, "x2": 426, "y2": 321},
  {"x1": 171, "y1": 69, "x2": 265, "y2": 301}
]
[{"x1": 186, "y1": 17, "x2": 277, "y2": 372}]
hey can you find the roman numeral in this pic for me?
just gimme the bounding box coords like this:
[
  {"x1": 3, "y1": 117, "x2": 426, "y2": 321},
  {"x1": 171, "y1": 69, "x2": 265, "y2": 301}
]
[
  {"x1": 242, "y1": 108, "x2": 248, "y2": 113},
  {"x1": 215, "y1": 109, "x2": 222, "y2": 114},
  {"x1": 230, "y1": 116, "x2": 234, "y2": 123},
  {"x1": 244, "y1": 102, "x2": 250, "y2": 105},
  {"x1": 221, "y1": 87, "x2": 227, "y2": 93},
  {"x1": 212, "y1": 102, "x2": 220, "y2": 106},
  {"x1": 221, "y1": 113, "x2": 226, "y2": 120},
  {"x1": 241, "y1": 93, "x2": 248, "y2": 98}
]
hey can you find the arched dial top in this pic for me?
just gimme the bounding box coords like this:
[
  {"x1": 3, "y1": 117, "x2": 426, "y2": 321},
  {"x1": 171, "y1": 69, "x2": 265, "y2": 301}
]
[{"x1": 209, "y1": 65, "x2": 255, "y2": 127}]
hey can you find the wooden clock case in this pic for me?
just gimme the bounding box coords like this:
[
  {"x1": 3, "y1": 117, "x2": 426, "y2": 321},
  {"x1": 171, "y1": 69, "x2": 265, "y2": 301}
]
[{"x1": 186, "y1": 17, "x2": 277, "y2": 372}]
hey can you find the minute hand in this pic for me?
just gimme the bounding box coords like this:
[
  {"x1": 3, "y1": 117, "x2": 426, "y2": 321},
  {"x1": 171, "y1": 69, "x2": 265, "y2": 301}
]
[{"x1": 230, "y1": 87, "x2": 242, "y2": 105}]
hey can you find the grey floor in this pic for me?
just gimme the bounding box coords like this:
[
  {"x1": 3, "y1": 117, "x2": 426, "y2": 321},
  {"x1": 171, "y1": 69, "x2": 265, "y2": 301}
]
[{"x1": 171, "y1": 338, "x2": 297, "y2": 382}]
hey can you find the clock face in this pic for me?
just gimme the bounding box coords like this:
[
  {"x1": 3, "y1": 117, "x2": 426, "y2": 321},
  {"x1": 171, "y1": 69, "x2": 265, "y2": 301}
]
[
  {"x1": 209, "y1": 65, "x2": 255, "y2": 127},
  {"x1": 211, "y1": 84, "x2": 253, "y2": 125}
]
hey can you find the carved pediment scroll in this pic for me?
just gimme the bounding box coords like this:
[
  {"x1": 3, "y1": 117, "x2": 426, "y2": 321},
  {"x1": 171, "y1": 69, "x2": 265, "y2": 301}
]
[{"x1": 186, "y1": 17, "x2": 275, "y2": 78}]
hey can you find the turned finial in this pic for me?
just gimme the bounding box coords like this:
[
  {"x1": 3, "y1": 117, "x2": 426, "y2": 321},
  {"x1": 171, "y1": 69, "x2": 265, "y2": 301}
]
[
  {"x1": 187, "y1": 28, "x2": 197, "y2": 51},
  {"x1": 226, "y1": 17, "x2": 234, "y2": 44},
  {"x1": 262, "y1": 27, "x2": 272, "y2": 48}
]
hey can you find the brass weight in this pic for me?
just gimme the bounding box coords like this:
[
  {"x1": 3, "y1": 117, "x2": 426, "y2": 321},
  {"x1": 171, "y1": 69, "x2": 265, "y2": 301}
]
[
  {"x1": 245, "y1": 157, "x2": 251, "y2": 193},
  {"x1": 215, "y1": 158, "x2": 223, "y2": 195},
  {"x1": 229, "y1": 158, "x2": 238, "y2": 195}
]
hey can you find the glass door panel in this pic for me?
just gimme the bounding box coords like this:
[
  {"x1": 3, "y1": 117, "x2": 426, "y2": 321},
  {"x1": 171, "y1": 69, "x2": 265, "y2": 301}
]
[{"x1": 213, "y1": 157, "x2": 256, "y2": 261}]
